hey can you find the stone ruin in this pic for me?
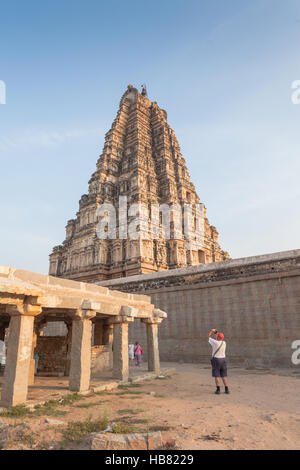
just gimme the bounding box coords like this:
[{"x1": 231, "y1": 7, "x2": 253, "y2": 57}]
[
  {"x1": 49, "y1": 85, "x2": 229, "y2": 283},
  {"x1": 0, "y1": 266, "x2": 167, "y2": 407}
]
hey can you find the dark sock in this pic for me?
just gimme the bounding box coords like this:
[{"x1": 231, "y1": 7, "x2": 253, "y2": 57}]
[
  {"x1": 216, "y1": 386, "x2": 220, "y2": 391},
  {"x1": 225, "y1": 386, "x2": 228, "y2": 391}
]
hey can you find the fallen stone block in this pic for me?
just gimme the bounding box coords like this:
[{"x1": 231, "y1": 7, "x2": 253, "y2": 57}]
[
  {"x1": 147, "y1": 432, "x2": 164, "y2": 450},
  {"x1": 163, "y1": 438, "x2": 176, "y2": 449},
  {"x1": 89, "y1": 431, "x2": 162, "y2": 450}
]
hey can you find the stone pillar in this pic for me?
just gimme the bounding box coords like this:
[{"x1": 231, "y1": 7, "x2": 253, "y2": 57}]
[
  {"x1": 0, "y1": 324, "x2": 6, "y2": 341},
  {"x1": 103, "y1": 323, "x2": 113, "y2": 346},
  {"x1": 1, "y1": 314, "x2": 35, "y2": 407},
  {"x1": 69, "y1": 317, "x2": 92, "y2": 392},
  {"x1": 113, "y1": 321, "x2": 129, "y2": 382},
  {"x1": 28, "y1": 331, "x2": 37, "y2": 386},
  {"x1": 103, "y1": 323, "x2": 114, "y2": 368},
  {"x1": 64, "y1": 322, "x2": 72, "y2": 376},
  {"x1": 146, "y1": 322, "x2": 160, "y2": 374},
  {"x1": 94, "y1": 320, "x2": 103, "y2": 346}
]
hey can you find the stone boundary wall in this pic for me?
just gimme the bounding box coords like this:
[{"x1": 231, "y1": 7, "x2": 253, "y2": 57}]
[
  {"x1": 35, "y1": 338, "x2": 112, "y2": 378},
  {"x1": 36, "y1": 337, "x2": 67, "y2": 376},
  {"x1": 99, "y1": 249, "x2": 300, "y2": 368},
  {"x1": 91, "y1": 345, "x2": 113, "y2": 377}
]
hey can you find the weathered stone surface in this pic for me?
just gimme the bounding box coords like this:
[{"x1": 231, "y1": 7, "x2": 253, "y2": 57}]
[
  {"x1": 0, "y1": 266, "x2": 166, "y2": 408},
  {"x1": 147, "y1": 432, "x2": 164, "y2": 450},
  {"x1": 113, "y1": 322, "x2": 129, "y2": 381},
  {"x1": 163, "y1": 438, "x2": 176, "y2": 449},
  {"x1": 91, "y1": 344, "x2": 112, "y2": 376},
  {"x1": 146, "y1": 323, "x2": 160, "y2": 374},
  {"x1": 69, "y1": 318, "x2": 92, "y2": 392},
  {"x1": 28, "y1": 331, "x2": 37, "y2": 386},
  {"x1": 99, "y1": 249, "x2": 300, "y2": 291},
  {"x1": 0, "y1": 277, "x2": 44, "y2": 298},
  {"x1": 0, "y1": 267, "x2": 10, "y2": 277},
  {"x1": 36, "y1": 336, "x2": 68, "y2": 376},
  {"x1": 49, "y1": 85, "x2": 229, "y2": 283},
  {"x1": 1, "y1": 315, "x2": 34, "y2": 407},
  {"x1": 0, "y1": 266, "x2": 156, "y2": 319},
  {"x1": 100, "y1": 249, "x2": 300, "y2": 368},
  {"x1": 89, "y1": 431, "x2": 162, "y2": 450}
]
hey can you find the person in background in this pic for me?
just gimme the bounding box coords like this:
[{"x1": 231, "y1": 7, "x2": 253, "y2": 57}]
[
  {"x1": 0, "y1": 339, "x2": 5, "y2": 376},
  {"x1": 134, "y1": 342, "x2": 143, "y2": 367},
  {"x1": 207, "y1": 328, "x2": 230, "y2": 395},
  {"x1": 34, "y1": 351, "x2": 39, "y2": 374},
  {"x1": 128, "y1": 343, "x2": 135, "y2": 365}
]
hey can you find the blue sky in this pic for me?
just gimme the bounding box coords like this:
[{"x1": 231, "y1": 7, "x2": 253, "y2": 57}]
[{"x1": 0, "y1": 0, "x2": 299, "y2": 274}]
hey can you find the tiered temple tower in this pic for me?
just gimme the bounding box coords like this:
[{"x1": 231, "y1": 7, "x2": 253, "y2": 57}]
[{"x1": 49, "y1": 85, "x2": 229, "y2": 282}]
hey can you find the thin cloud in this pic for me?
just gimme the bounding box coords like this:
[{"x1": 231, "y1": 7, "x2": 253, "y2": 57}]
[{"x1": 0, "y1": 127, "x2": 103, "y2": 152}]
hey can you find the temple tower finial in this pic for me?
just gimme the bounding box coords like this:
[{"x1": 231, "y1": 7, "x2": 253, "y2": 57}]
[{"x1": 141, "y1": 84, "x2": 147, "y2": 97}]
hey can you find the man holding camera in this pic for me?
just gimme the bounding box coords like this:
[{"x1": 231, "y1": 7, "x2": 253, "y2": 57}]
[{"x1": 207, "y1": 328, "x2": 230, "y2": 395}]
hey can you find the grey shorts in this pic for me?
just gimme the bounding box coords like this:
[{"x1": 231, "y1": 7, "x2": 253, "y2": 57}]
[{"x1": 211, "y1": 358, "x2": 227, "y2": 378}]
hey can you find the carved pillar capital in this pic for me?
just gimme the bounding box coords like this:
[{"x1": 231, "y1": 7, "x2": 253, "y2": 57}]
[
  {"x1": 73, "y1": 309, "x2": 97, "y2": 321},
  {"x1": 7, "y1": 299, "x2": 42, "y2": 317}
]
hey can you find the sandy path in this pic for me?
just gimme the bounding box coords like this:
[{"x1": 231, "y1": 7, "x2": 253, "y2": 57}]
[
  {"x1": 147, "y1": 364, "x2": 300, "y2": 450},
  {"x1": 0, "y1": 363, "x2": 299, "y2": 450}
]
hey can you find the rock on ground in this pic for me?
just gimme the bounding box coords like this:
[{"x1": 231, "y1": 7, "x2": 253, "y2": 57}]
[{"x1": 89, "y1": 431, "x2": 162, "y2": 450}]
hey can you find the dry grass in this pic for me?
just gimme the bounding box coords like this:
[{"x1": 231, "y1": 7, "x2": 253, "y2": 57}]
[
  {"x1": 59, "y1": 415, "x2": 109, "y2": 448},
  {"x1": 117, "y1": 408, "x2": 145, "y2": 415}
]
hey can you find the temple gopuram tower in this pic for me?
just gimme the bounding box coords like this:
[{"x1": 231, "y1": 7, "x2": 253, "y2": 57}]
[{"x1": 49, "y1": 85, "x2": 229, "y2": 282}]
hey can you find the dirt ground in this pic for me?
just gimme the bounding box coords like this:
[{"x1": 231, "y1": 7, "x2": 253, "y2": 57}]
[{"x1": 0, "y1": 363, "x2": 299, "y2": 450}]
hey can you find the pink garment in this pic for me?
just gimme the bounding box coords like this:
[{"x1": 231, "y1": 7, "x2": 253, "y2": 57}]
[{"x1": 134, "y1": 345, "x2": 142, "y2": 355}]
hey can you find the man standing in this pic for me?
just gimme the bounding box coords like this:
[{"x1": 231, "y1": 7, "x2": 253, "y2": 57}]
[
  {"x1": 207, "y1": 329, "x2": 230, "y2": 395},
  {"x1": 134, "y1": 342, "x2": 143, "y2": 367}
]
